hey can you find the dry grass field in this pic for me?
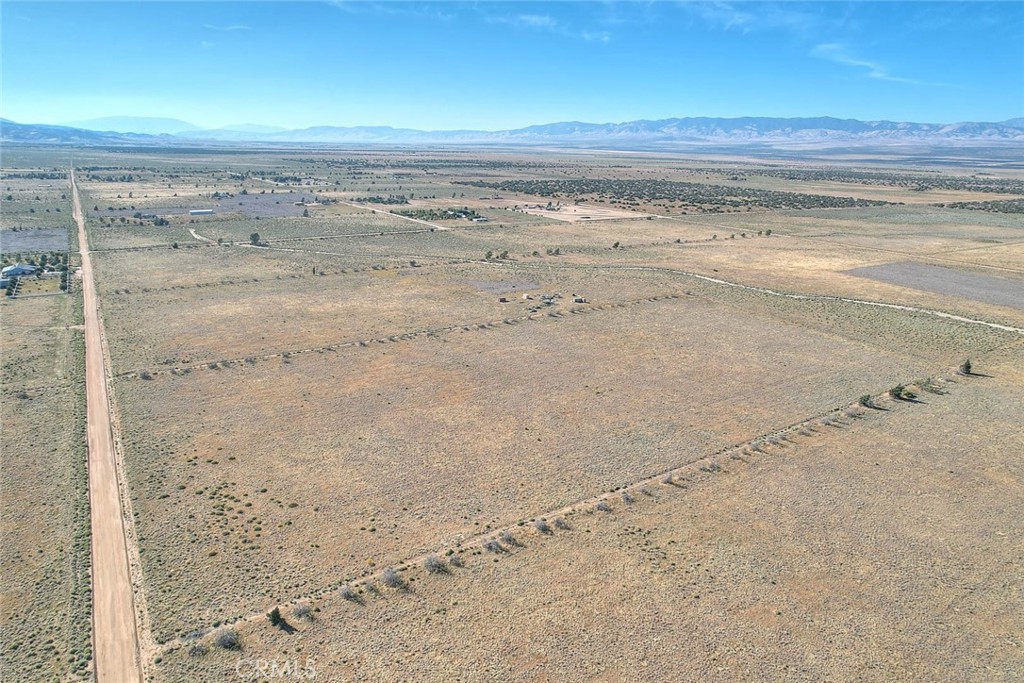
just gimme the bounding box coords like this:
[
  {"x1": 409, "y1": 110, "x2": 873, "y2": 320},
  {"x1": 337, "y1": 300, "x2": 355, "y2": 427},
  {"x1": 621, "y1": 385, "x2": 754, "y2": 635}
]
[
  {"x1": 0, "y1": 294, "x2": 93, "y2": 682},
  {"x1": 114, "y1": 289, "x2": 969, "y2": 643},
  {"x1": 155, "y1": 342, "x2": 1024, "y2": 683},
  {"x1": 3, "y1": 146, "x2": 1021, "y2": 682}
]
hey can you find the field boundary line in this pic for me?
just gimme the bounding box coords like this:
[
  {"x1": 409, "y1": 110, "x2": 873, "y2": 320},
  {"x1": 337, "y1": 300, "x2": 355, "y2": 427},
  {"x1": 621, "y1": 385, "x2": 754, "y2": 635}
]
[
  {"x1": 478, "y1": 259, "x2": 1024, "y2": 335},
  {"x1": 157, "y1": 371, "x2": 960, "y2": 657},
  {"x1": 112, "y1": 293, "x2": 686, "y2": 379},
  {"x1": 100, "y1": 257, "x2": 475, "y2": 297}
]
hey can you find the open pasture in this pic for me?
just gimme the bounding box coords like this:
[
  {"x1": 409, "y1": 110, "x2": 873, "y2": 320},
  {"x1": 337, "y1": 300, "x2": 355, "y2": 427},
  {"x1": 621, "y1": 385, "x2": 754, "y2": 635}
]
[
  {"x1": 0, "y1": 294, "x2": 92, "y2": 682},
  {"x1": 611, "y1": 236, "x2": 1024, "y2": 324},
  {"x1": 1, "y1": 174, "x2": 72, "y2": 231},
  {"x1": 95, "y1": 255, "x2": 694, "y2": 372},
  {"x1": 5, "y1": 145, "x2": 1022, "y2": 683},
  {"x1": 155, "y1": 343, "x2": 1024, "y2": 683},
  {"x1": 0, "y1": 226, "x2": 70, "y2": 253},
  {"x1": 85, "y1": 220, "x2": 196, "y2": 251},
  {"x1": 114, "y1": 291, "x2": 939, "y2": 642}
]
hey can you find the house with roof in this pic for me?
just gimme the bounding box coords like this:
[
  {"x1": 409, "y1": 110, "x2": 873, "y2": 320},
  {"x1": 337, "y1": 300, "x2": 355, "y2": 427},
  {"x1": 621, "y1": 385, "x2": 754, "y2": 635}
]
[{"x1": 1, "y1": 263, "x2": 38, "y2": 278}]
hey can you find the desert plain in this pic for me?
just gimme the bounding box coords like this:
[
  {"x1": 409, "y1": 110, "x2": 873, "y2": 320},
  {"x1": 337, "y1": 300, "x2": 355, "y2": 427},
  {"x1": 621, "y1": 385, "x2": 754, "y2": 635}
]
[{"x1": 1, "y1": 144, "x2": 1022, "y2": 682}]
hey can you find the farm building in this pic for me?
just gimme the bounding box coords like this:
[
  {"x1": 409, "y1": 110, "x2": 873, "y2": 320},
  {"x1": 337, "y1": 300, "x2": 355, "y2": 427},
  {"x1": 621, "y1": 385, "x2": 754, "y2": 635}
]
[
  {"x1": 2, "y1": 263, "x2": 38, "y2": 277},
  {"x1": 189, "y1": 209, "x2": 214, "y2": 216}
]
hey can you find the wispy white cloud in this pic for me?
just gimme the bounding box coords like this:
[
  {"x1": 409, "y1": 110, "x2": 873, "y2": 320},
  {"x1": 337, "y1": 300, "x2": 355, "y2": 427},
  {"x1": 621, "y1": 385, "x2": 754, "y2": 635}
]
[
  {"x1": 489, "y1": 13, "x2": 560, "y2": 32},
  {"x1": 679, "y1": 1, "x2": 823, "y2": 36},
  {"x1": 326, "y1": 2, "x2": 453, "y2": 22},
  {"x1": 487, "y1": 11, "x2": 611, "y2": 43},
  {"x1": 582, "y1": 30, "x2": 612, "y2": 44},
  {"x1": 203, "y1": 24, "x2": 251, "y2": 32},
  {"x1": 812, "y1": 43, "x2": 940, "y2": 86},
  {"x1": 680, "y1": 4, "x2": 950, "y2": 88},
  {"x1": 520, "y1": 13, "x2": 560, "y2": 31},
  {"x1": 685, "y1": 2, "x2": 755, "y2": 31}
]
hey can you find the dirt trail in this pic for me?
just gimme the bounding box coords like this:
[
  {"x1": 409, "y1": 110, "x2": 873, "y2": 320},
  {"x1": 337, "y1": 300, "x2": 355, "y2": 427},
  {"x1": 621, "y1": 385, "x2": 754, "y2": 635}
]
[
  {"x1": 188, "y1": 227, "x2": 214, "y2": 243},
  {"x1": 72, "y1": 170, "x2": 144, "y2": 683}
]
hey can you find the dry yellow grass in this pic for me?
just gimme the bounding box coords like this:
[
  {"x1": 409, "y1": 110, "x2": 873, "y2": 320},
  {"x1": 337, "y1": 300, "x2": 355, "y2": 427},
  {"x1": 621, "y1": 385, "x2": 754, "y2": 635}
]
[
  {"x1": 113, "y1": 289, "x2": 957, "y2": 643},
  {"x1": 154, "y1": 343, "x2": 1024, "y2": 682},
  {"x1": 47, "y1": 148, "x2": 1024, "y2": 682}
]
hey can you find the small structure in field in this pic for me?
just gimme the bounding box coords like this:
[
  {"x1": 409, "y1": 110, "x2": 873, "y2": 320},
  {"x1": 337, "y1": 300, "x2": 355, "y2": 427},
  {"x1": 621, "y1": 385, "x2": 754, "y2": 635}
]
[
  {"x1": 498, "y1": 296, "x2": 509, "y2": 303},
  {"x1": 573, "y1": 296, "x2": 588, "y2": 304},
  {"x1": 189, "y1": 209, "x2": 214, "y2": 216}
]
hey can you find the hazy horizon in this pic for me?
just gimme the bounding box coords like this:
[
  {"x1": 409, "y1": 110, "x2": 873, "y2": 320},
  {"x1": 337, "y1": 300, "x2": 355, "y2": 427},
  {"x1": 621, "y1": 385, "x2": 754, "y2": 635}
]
[
  {"x1": 3, "y1": 1, "x2": 1022, "y2": 130},
  {"x1": 40, "y1": 113, "x2": 1024, "y2": 135}
]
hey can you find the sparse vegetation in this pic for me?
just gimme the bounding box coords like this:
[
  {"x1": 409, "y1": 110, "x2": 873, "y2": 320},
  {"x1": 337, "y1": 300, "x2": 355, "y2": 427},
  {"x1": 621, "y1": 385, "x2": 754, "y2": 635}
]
[
  {"x1": 214, "y1": 628, "x2": 240, "y2": 650},
  {"x1": 461, "y1": 178, "x2": 894, "y2": 213},
  {"x1": 38, "y1": 148, "x2": 1019, "y2": 683},
  {"x1": 381, "y1": 567, "x2": 404, "y2": 589},
  {"x1": 889, "y1": 384, "x2": 916, "y2": 401},
  {"x1": 424, "y1": 554, "x2": 447, "y2": 574}
]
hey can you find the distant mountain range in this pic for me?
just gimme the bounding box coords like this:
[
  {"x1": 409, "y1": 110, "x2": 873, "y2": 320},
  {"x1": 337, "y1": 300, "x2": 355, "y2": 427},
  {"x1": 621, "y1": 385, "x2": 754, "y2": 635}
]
[
  {"x1": 3, "y1": 116, "x2": 1022, "y2": 147},
  {"x1": 62, "y1": 116, "x2": 202, "y2": 135}
]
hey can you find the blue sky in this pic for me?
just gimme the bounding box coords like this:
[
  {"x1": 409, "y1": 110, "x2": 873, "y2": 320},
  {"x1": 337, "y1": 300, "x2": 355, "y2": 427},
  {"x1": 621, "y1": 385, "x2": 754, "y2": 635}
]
[{"x1": 2, "y1": 2, "x2": 1022, "y2": 129}]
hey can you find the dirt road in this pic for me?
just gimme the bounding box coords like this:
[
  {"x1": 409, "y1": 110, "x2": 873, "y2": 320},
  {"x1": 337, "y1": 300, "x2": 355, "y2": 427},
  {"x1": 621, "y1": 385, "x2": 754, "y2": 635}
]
[{"x1": 72, "y1": 171, "x2": 144, "y2": 683}]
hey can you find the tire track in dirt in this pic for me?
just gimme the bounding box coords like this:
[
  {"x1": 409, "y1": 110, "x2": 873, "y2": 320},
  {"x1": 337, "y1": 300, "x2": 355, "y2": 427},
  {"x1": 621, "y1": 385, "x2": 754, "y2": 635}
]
[{"x1": 479, "y1": 260, "x2": 1024, "y2": 335}]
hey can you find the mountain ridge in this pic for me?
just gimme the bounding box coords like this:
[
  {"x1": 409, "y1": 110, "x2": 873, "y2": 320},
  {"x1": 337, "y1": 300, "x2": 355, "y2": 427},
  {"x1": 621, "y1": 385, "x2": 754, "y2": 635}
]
[{"x1": 4, "y1": 115, "x2": 1022, "y2": 147}]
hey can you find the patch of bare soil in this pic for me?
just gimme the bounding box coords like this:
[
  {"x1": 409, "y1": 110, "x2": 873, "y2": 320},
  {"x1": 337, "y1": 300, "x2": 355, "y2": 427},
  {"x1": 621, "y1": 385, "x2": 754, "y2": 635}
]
[{"x1": 847, "y1": 261, "x2": 1024, "y2": 312}]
